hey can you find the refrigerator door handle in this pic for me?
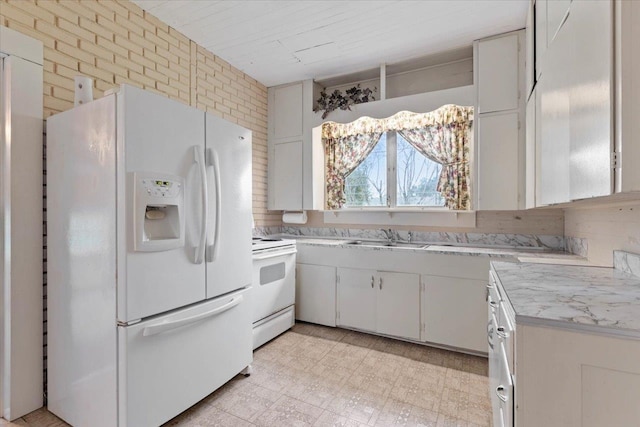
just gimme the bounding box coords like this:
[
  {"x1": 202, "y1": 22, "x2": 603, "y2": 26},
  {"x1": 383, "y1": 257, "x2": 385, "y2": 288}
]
[
  {"x1": 194, "y1": 145, "x2": 208, "y2": 264},
  {"x1": 142, "y1": 295, "x2": 244, "y2": 337},
  {"x1": 205, "y1": 148, "x2": 222, "y2": 263}
]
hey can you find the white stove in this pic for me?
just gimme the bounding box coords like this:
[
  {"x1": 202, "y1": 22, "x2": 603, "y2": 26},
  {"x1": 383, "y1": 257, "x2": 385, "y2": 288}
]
[{"x1": 251, "y1": 236, "x2": 297, "y2": 349}]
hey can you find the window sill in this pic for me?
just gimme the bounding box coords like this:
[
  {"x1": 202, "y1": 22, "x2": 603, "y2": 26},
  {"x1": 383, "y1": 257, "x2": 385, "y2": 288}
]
[{"x1": 322, "y1": 209, "x2": 477, "y2": 228}]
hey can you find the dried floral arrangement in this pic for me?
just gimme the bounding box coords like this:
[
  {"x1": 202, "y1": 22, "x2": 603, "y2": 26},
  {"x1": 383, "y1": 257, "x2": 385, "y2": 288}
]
[{"x1": 314, "y1": 84, "x2": 376, "y2": 119}]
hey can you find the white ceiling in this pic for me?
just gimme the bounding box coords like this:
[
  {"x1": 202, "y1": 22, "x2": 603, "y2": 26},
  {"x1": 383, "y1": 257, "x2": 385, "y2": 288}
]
[{"x1": 132, "y1": 0, "x2": 528, "y2": 87}]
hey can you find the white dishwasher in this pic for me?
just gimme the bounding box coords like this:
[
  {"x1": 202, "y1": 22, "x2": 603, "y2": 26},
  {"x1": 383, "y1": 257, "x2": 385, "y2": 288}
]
[{"x1": 251, "y1": 237, "x2": 297, "y2": 349}]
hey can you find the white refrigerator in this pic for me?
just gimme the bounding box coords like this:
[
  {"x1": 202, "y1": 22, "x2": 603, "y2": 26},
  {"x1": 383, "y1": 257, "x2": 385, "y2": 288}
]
[{"x1": 47, "y1": 85, "x2": 253, "y2": 427}]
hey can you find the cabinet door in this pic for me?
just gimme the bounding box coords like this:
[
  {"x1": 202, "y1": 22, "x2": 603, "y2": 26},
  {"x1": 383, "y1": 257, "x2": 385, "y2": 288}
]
[
  {"x1": 525, "y1": 0, "x2": 535, "y2": 98},
  {"x1": 422, "y1": 275, "x2": 488, "y2": 353},
  {"x1": 618, "y1": 0, "x2": 640, "y2": 192},
  {"x1": 525, "y1": 88, "x2": 536, "y2": 209},
  {"x1": 477, "y1": 34, "x2": 520, "y2": 114},
  {"x1": 537, "y1": 22, "x2": 571, "y2": 206},
  {"x1": 535, "y1": 0, "x2": 548, "y2": 80},
  {"x1": 477, "y1": 111, "x2": 520, "y2": 210},
  {"x1": 296, "y1": 264, "x2": 336, "y2": 327},
  {"x1": 271, "y1": 140, "x2": 302, "y2": 210},
  {"x1": 272, "y1": 83, "x2": 303, "y2": 139},
  {"x1": 547, "y1": 0, "x2": 571, "y2": 45},
  {"x1": 376, "y1": 272, "x2": 420, "y2": 340},
  {"x1": 336, "y1": 267, "x2": 376, "y2": 332},
  {"x1": 568, "y1": 0, "x2": 612, "y2": 201}
]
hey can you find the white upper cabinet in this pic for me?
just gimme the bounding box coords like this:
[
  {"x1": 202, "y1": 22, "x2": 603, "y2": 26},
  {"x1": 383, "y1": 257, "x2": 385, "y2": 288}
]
[
  {"x1": 535, "y1": 0, "x2": 548, "y2": 80},
  {"x1": 568, "y1": 0, "x2": 612, "y2": 201},
  {"x1": 475, "y1": 30, "x2": 526, "y2": 211},
  {"x1": 477, "y1": 34, "x2": 520, "y2": 114},
  {"x1": 267, "y1": 81, "x2": 324, "y2": 211},
  {"x1": 271, "y1": 83, "x2": 303, "y2": 140},
  {"x1": 616, "y1": 0, "x2": 640, "y2": 193},
  {"x1": 477, "y1": 111, "x2": 521, "y2": 210},
  {"x1": 525, "y1": 87, "x2": 537, "y2": 209},
  {"x1": 535, "y1": 0, "x2": 613, "y2": 206},
  {"x1": 525, "y1": 0, "x2": 536, "y2": 99},
  {"x1": 537, "y1": 19, "x2": 571, "y2": 206},
  {"x1": 270, "y1": 140, "x2": 303, "y2": 210},
  {"x1": 547, "y1": 0, "x2": 572, "y2": 44}
]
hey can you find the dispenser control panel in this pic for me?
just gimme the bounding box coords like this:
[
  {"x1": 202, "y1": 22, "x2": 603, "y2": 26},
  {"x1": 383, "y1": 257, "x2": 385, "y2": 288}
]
[
  {"x1": 141, "y1": 178, "x2": 181, "y2": 198},
  {"x1": 132, "y1": 172, "x2": 185, "y2": 252}
]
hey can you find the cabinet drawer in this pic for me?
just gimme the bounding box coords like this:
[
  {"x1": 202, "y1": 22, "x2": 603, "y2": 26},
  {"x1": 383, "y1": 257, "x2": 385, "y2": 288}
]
[{"x1": 117, "y1": 289, "x2": 252, "y2": 427}]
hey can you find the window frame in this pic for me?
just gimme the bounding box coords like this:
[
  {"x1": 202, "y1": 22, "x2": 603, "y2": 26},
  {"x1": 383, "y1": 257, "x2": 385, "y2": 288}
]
[{"x1": 344, "y1": 130, "x2": 448, "y2": 210}]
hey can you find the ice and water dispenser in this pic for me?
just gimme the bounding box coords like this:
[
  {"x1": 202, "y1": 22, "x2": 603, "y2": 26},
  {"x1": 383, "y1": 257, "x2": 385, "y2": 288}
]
[{"x1": 133, "y1": 172, "x2": 185, "y2": 252}]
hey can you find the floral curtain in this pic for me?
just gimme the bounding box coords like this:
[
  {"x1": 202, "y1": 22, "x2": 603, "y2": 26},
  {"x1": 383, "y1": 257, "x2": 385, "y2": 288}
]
[
  {"x1": 322, "y1": 104, "x2": 473, "y2": 210},
  {"x1": 395, "y1": 106, "x2": 473, "y2": 210},
  {"x1": 324, "y1": 132, "x2": 382, "y2": 209}
]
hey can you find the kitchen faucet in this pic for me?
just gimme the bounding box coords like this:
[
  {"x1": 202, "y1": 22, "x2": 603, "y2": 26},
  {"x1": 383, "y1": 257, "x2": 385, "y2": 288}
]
[{"x1": 381, "y1": 228, "x2": 395, "y2": 244}]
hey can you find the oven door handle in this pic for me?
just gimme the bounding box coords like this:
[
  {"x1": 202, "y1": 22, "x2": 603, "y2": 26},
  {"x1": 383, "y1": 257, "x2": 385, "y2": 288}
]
[{"x1": 252, "y1": 248, "x2": 297, "y2": 261}]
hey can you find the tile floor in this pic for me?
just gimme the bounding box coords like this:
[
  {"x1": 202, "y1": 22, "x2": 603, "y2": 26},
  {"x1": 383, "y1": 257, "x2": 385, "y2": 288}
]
[{"x1": 1, "y1": 323, "x2": 490, "y2": 427}]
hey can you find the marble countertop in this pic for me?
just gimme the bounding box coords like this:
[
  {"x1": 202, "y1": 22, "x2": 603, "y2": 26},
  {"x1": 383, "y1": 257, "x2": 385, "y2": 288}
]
[
  {"x1": 491, "y1": 261, "x2": 640, "y2": 338},
  {"x1": 286, "y1": 235, "x2": 587, "y2": 261}
]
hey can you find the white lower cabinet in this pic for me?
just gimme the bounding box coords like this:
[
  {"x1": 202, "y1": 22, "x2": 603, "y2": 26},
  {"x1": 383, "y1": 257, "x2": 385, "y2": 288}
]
[
  {"x1": 337, "y1": 268, "x2": 420, "y2": 341},
  {"x1": 517, "y1": 324, "x2": 640, "y2": 427},
  {"x1": 336, "y1": 268, "x2": 377, "y2": 332},
  {"x1": 422, "y1": 275, "x2": 487, "y2": 353},
  {"x1": 295, "y1": 263, "x2": 337, "y2": 327},
  {"x1": 377, "y1": 271, "x2": 421, "y2": 340}
]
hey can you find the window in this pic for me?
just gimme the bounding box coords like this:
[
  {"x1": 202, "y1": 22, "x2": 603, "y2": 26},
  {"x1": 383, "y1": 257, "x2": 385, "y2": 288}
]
[
  {"x1": 322, "y1": 106, "x2": 473, "y2": 211},
  {"x1": 344, "y1": 134, "x2": 387, "y2": 206},
  {"x1": 344, "y1": 132, "x2": 444, "y2": 208}
]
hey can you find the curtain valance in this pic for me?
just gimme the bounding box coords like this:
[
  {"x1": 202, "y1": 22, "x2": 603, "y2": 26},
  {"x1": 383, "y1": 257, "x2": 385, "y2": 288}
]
[{"x1": 321, "y1": 104, "x2": 474, "y2": 140}]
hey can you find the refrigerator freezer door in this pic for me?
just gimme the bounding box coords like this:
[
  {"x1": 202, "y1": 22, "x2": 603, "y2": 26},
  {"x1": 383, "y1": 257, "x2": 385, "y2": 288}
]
[
  {"x1": 117, "y1": 287, "x2": 253, "y2": 427},
  {"x1": 119, "y1": 85, "x2": 206, "y2": 322},
  {"x1": 204, "y1": 114, "x2": 252, "y2": 299}
]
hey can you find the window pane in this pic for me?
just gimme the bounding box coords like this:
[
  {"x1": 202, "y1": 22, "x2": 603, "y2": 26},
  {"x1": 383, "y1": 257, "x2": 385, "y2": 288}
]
[
  {"x1": 396, "y1": 133, "x2": 445, "y2": 207},
  {"x1": 344, "y1": 134, "x2": 387, "y2": 207}
]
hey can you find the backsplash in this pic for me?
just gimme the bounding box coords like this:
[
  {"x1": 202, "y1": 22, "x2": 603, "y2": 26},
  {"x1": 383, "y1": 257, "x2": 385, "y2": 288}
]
[
  {"x1": 277, "y1": 226, "x2": 565, "y2": 250},
  {"x1": 564, "y1": 236, "x2": 588, "y2": 257},
  {"x1": 564, "y1": 203, "x2": 640, "y2": 266},
  {"x1": 614, "y1": 250, "x2": 640, "y2": 278},
  {"x1": 253, "y1": 226, "x2": 283, "y2": 237}
]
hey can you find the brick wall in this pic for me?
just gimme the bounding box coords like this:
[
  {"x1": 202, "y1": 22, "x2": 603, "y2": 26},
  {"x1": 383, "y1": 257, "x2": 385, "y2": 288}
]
[
  {"x1": 0, "y1": 0, "x2": 280, "y2": 227},
  {"x1": 0, "y1": 0, "x2": 282, "y2": 403}
]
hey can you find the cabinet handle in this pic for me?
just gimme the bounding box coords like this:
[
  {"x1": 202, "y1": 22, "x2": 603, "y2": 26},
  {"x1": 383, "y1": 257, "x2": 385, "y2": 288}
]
[
  {"x1": 371, "y1": 275, "x2": 374, "y2": 288},
  {"x1": 489, "y1": 300, "x2": 498, "y2": 309},
  {"x1": 487, "y1": 319, "x2": 494, "y2": 350},
  {"x1": 379, "y1": 277, "x2": 383, "y2": 290},
  {"x1": 497, "y1": 326, "x2": 510, "y2": 340},
  {"x1": 496, "y1": 386, "x2": 508, "y2": 403}
]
